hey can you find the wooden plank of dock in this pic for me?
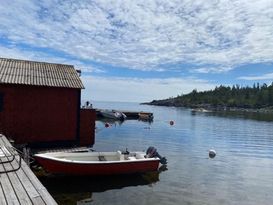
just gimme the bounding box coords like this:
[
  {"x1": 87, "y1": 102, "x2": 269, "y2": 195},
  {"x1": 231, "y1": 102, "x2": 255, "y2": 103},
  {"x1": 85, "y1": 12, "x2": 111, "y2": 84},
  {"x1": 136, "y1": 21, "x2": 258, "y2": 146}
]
[{"x1": 0, "y1": 134, "x2": 57, "y2": 205}]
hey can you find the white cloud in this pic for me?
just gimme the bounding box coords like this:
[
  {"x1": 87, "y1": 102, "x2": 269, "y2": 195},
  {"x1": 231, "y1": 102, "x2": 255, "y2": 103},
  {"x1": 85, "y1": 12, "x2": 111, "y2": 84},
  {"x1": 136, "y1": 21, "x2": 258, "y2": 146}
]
[
  {"x1": 0, "y1": 45, "x2": 35, "y2": 60},
  {"x1": 238, "y1": 72, "x2": 273, "y2": 81},
  {"x1": 0, "y1": 0, "x2": 272, "y2": 72},
  {"x1": 0, "y1": 45, "x2": 103, "y2": 74},
  {"x1": 81, "y1": 76, "x2": 216, "y2": 102},
  {"x1": 193, "y1": 66, "x2": 233, "y2": 74}
]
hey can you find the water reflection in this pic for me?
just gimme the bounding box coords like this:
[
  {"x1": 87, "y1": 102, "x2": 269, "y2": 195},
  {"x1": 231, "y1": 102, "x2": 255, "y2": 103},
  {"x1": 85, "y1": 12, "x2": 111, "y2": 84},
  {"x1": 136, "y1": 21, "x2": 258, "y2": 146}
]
[
  {"x1": 96, "y1": 118, "x2": 125, "y2": 126},
  {"x1": 191, "y1": 109, "x2": 273, "y2": 122},
  {"x1": 138, "y1": 118, "x2": 153, "y2": 124},
  {"x1": 39, "y1": 167, "x2": 166, "y2": 205}
]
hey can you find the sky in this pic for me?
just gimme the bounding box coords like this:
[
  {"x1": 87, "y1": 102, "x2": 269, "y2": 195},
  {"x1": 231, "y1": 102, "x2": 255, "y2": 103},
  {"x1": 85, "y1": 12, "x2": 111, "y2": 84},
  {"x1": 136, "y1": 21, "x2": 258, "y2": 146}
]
[{"x1": 0, "y1": 0, "x2": 273, "y2": 102}]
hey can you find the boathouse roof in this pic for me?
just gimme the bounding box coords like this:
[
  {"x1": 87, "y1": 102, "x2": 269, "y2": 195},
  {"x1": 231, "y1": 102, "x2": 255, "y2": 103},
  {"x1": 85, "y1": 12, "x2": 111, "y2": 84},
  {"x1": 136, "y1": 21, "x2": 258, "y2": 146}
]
[{"x1": 0, "y1": 57, "x2": 84, "y2": 89}]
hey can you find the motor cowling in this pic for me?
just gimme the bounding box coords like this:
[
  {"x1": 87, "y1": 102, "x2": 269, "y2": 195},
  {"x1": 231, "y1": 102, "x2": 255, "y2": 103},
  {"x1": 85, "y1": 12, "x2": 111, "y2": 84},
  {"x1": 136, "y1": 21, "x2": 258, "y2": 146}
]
[
  {"x1": 146, "y1": 146, "x2": 167, "y2": 165},
  {"x1": 146, "y1": 147, "x2": 157, "y2": 158}
]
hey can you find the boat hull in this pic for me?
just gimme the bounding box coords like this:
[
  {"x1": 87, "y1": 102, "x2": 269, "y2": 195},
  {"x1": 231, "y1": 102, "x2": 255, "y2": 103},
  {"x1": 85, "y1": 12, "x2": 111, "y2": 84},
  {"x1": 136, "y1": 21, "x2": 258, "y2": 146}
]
[
  {"x1": 100, "y1": 110, "x2": 127, "y2": 120},
  {"x1": 35, "y1": 156, "x2": 160, "y2": 175}
]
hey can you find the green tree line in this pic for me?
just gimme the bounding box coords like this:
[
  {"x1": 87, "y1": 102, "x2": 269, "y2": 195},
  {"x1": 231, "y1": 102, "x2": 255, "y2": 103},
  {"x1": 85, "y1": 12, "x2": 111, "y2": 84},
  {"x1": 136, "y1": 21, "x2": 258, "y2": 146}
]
[{"x1": 148, "y1": 83, "x2": 273, "y2": 109}]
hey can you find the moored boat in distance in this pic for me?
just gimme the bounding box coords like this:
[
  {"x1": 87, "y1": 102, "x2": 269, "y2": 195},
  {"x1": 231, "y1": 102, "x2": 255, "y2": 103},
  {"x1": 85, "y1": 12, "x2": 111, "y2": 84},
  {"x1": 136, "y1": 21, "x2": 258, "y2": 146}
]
[
  {"x1": 34, "y1": 147, "x2": 167, "y2": 176},
  {"x1": 191, "y1": 108, "x2": 211, "y2": 113},
  {"x1": 99, "y1": 109, "x2": 127, "y2": 121},
  {"x1": 138, "y1": 112, "x2": 154, "y2": 121}
]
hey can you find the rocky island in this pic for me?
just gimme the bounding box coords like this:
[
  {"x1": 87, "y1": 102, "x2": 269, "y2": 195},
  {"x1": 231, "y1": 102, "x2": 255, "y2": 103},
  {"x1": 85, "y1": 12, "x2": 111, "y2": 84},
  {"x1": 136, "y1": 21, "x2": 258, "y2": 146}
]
[{"x1": 143, "y1": 83, "x2": 273, "y2": 113}]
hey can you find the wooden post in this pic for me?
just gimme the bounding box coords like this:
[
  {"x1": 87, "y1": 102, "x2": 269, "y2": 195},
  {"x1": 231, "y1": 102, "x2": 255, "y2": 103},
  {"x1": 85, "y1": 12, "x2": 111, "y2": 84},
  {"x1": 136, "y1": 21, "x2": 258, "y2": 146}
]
[{"x1": 23, "y1": 147, "x2": 30, "y2": 167}]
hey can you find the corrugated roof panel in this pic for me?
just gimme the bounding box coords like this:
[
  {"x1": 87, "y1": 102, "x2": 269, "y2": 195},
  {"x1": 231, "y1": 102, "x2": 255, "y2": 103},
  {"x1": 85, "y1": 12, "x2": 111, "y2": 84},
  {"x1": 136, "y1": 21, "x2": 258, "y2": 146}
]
[
  {"x1": 36, "y1": 62, "x2": 42, "y2": 86},
  {"x1": 16, "y1": 63, "x2": 21, "y2": 84},
  {"x1": 23, "y1": 61, "x2": 27, "y2": 84},
  {"x1": 9, "y1": 60, "x2": 14, "y2": 83},
  {"x1": 14, "y1": 67, "x2": 19, "y2": 83},
  {"x1": 49, "y1": 65, "x2": 55, "y2": 87},
  {"x1": 0, "y1": 58, "x2": 84, "y2": 89},
  {"x1": 33, "y1": 63, "x2": 37, "y2": 85},
  {"x1": 50, "y1": 64, "x2": 57, "y2": 87},
  {"x1": 0, "y1": 60, "x2": 4, "y2": 77},
  {"x1": 1, "y1": 61, "x2": 8, "y2": 82}
]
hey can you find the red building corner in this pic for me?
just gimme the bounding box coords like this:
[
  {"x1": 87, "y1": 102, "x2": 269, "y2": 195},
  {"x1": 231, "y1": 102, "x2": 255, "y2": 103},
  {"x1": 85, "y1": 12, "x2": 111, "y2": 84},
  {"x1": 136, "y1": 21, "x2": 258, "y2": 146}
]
[{"x1": 0, "y1": 57, "x2": 95, "y2": 147}]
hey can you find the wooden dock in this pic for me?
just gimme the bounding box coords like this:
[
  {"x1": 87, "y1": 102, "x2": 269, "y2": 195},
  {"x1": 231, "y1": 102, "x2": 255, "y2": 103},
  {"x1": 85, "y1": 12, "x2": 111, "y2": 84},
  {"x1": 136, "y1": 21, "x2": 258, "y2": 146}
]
[
  {"x1": 122, "y1": 111, "x2": 153, "y2": 118},
  {"x1": 0, "y1": 134, "x2": 57, "y2": 205}
]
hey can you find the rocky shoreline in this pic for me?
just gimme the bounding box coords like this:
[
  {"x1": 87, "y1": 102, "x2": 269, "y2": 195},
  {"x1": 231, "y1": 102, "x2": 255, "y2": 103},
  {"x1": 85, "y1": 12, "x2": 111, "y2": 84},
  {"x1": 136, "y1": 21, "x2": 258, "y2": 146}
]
[{"x1": 142, "y1": 100, "x2": 273, "y2": 114}]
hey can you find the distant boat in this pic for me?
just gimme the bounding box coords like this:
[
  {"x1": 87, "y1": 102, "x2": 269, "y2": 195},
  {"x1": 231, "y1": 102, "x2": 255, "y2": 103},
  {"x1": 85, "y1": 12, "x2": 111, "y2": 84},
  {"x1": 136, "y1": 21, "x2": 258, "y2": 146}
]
[
  {"x1": 100, "y1": 109, "x2": 127, "y2": 121},
  {"x1": 138, "y1": 112, "x2": 154, "y2": 121},
  {"x1": 34, "y1": 147, "x2": 167, "y2": 176},
  {"x1": 191, "y1": 108, "x2": 210, "y2": 113}
]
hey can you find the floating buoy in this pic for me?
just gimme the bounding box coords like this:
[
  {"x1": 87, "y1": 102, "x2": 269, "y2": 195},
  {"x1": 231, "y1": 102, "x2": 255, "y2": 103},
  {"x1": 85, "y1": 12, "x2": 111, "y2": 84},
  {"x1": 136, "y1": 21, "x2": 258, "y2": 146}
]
[
  {"x1": 209, "y1": 149, "x2": 216, "y2": 158},
  {"x1": 105, "y1": 123, "x2": 110, "y2": 128},
  {"x1": 169, "y1": 120, "x2": 174, "y2": 126}
]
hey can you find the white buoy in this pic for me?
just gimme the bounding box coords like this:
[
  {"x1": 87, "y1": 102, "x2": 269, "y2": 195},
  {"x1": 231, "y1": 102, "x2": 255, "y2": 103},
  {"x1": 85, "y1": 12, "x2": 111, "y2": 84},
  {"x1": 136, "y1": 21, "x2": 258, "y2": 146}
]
[{"x1": 209, "y1": 149, "x2": 216, "y2": 158}]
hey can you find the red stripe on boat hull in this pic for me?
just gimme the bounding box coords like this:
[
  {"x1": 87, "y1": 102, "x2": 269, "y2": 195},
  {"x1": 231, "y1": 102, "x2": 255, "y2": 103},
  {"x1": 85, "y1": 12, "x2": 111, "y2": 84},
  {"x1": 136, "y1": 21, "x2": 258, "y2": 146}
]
[{"x1": 35, "y1": 157, "x2": 160, "y2": 175}]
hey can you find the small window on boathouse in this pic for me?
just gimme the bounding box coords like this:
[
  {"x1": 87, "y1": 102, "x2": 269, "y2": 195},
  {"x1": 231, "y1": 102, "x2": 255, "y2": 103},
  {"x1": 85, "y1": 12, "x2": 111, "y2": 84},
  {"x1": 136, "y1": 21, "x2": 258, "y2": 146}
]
[{"x1": 0, "y1": 93, "x2": 3, "y2": 112}]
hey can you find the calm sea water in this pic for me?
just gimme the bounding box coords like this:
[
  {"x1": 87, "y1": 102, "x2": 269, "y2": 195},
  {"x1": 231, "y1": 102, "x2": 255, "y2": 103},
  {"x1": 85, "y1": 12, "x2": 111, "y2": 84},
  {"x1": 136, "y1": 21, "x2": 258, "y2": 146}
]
[{"x1": 40, "y1": 101, "x2": 273, "y2": 205}]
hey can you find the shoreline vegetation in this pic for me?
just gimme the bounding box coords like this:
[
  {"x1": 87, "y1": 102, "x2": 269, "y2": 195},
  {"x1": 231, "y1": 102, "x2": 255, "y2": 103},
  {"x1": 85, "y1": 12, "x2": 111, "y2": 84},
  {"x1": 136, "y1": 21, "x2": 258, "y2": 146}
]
[{"x1": 142, "y1": 83, "x2": 273, "y2": 113}]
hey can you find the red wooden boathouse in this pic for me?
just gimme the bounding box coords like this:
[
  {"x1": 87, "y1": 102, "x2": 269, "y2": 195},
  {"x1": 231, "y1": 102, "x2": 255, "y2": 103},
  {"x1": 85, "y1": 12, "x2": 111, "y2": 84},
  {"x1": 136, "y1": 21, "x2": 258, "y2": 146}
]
[{"x1": 0, "y1": 57, "x2": 95, "y2": 147}]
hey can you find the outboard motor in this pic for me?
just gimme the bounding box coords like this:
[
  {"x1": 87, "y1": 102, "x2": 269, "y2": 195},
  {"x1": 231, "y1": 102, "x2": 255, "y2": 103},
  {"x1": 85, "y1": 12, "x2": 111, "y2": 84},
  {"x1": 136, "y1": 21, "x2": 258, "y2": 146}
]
[
  {"x1": 122, "y1": 148, "x2": 130, "y2": 155},
  {"x1": 146, "y1": 146, "x2": 167, "y2": 165}
]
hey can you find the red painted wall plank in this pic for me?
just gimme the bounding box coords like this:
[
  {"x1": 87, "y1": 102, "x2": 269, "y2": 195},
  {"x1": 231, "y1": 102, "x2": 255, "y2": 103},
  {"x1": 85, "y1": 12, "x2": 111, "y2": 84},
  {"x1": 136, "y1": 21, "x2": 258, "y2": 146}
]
[
  {"x1": 0, "y1": 84, "x2": 79, "y2": 145},
  {"x1": 79, "y1": 109, "x2": 96, "y2": 146}
]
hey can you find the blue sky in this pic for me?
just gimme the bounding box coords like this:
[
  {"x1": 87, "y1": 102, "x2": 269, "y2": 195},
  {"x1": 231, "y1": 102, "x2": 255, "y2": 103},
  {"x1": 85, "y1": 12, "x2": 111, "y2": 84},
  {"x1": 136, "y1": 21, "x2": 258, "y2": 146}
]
[{"x1": 0, "y1": 0, "x2": 273, "y2": 102}]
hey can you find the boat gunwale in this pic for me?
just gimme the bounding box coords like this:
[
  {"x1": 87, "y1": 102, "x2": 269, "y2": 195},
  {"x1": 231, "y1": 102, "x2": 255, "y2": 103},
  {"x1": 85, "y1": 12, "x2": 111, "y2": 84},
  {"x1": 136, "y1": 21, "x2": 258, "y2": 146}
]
[{"x1": 34, "y1": 153, "x2": 160, "y2": 165}]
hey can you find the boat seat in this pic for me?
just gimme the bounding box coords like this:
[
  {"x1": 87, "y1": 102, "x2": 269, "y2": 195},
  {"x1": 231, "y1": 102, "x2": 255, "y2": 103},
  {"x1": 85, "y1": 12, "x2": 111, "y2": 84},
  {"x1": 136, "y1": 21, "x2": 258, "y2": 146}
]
[
  {"x1": 128, "y1": 156, "x2": 136, "y2": 160},
  {"x1": 98, "y1": 156, "x2": 106, "y2": 161},
  {"x1": 117, "y1": 151, "x2": 124, "y2": 160},
  {"x1": 136, "y1": 153, "x2": 145, "y2": 159}
]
